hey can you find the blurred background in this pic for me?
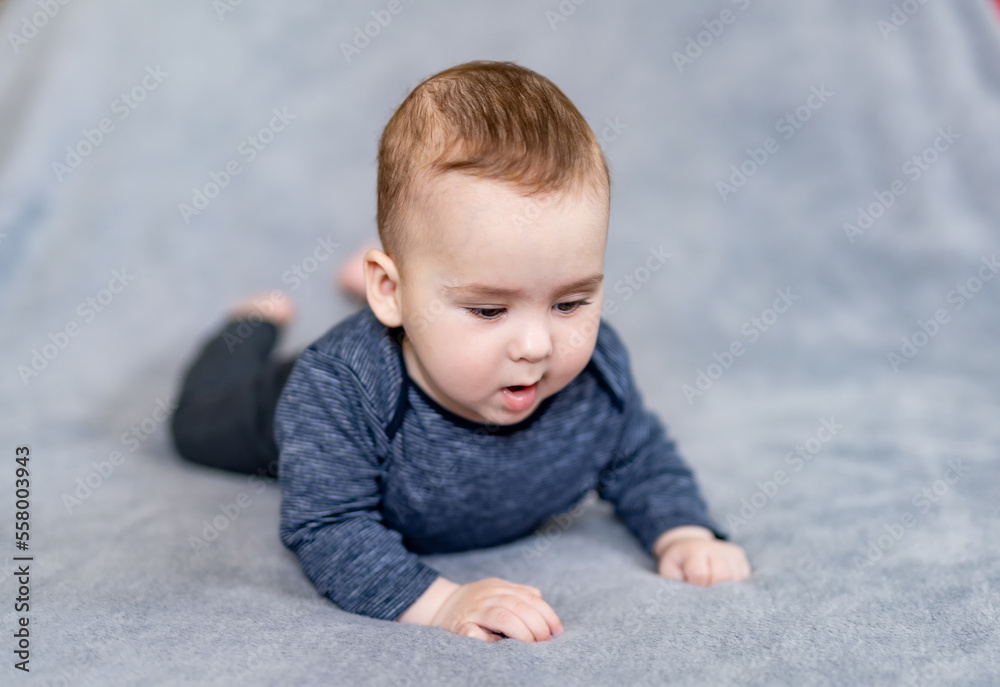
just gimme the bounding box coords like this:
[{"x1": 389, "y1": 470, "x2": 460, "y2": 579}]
[{"x1": 0, "y1": 1, "x2": 998, "y2": 685}]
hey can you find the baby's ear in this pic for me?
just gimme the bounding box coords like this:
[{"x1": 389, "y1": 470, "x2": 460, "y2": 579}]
[{"x1": 364, "y1": 249, "x2": 403, "y2": 328}]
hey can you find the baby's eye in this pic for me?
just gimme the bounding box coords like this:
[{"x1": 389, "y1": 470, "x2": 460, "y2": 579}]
[
  {"x1": 555, "y1": 299, "x2": 592, "y2": 314},
  {"x1": 466, "y1": 307, "x2": 506, "y2": 320}
]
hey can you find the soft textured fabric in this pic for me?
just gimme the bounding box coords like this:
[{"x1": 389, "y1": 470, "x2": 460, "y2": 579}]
[
  {"x1": 276, "y1": 305, "x2": 723, "y2": 620},
  {"x1": 3, "y1": 1, "x2": 999, "y2": 684}
]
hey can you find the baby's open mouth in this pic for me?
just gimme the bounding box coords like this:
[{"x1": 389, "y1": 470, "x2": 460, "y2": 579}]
[{"x1": 501, "y1": 382, "x2": 538, "y2": 412}]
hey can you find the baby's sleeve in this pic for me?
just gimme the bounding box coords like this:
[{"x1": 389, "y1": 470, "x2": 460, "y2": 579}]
[
  {"x1": 275, "y1": 346, "x2": 440, "y2": 621},
  {"x1": 595, "y1": 349, "x2": 727, "y2": 556}
]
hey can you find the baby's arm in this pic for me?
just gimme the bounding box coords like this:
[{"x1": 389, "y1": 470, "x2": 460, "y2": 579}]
[
  {"x1": 652, "y1": 525, "x2": 751, "y2": 585},
  {"x1": 398, "y1": 576, "x2": 563, "y2": 643},
  {"x1": 592, "y1": 327, "x2": 745, "y2": 577},
  {"x1": 277, "y1": 349, "x2": 441, "y2": 620},
  {"x1": 276, "y1": 347, "x2": 561, "y2": 641}
]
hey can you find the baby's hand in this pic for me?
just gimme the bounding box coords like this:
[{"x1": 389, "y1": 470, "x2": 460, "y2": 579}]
[
  {"x1": 431, "y1": 577, "x2": 564, "y2": 643},
  {"x1": 654, "y1": 526, "x2": 751, "y2": 585}
]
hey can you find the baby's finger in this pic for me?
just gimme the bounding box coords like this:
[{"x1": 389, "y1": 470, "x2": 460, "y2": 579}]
[
  {"x1": 719, "y1": 547, "x2": 750, "y2": 582},
  {"x1": 478, "y1": 604, "x2": 535, "y2": 643},
  {"x1": 512, "y1": 589, "x2": 563, "y2": 635},
  {"x1": 684, "y1": 551, "x2": 712, "y2": 586},
  {"x1": 718, "y1": 553, "x2": 741, "y2": 583},
  {"x1": 703, "y1": 550, "x2": 733, "y2": 583},
  {"x1": 739, "y1": 553, "x2": 753, "y2": 580},
  {"x1": 659, "y1": 555, "x2": 684, "y2": 581},
  {"x1": 731, "y1": 552, "x2": 750, "y2": 581},
  {"x1": 502, "y1": 593, "x2": 560, "y2": 642},
  {"x1": 457, "y1": 622, "x2": 502, "y2": 642}
]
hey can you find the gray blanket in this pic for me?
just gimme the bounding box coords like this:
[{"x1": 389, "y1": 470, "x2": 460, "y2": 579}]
[{"x1": 1, "y1": 0, "x2": 998, "y2": 684}]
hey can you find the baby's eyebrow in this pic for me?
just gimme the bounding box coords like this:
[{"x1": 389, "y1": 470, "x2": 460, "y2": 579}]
[{"x1": 444, "y1": 273, "x2": 604, "y2": 299}]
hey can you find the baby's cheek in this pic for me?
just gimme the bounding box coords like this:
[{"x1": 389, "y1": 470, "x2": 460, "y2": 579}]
[
  {"x1": 436, "y1": 348, "x2": 493, "y2": 394},
  {"x1": 558, "y1": 328, "x2": 599, "y2": 375}
]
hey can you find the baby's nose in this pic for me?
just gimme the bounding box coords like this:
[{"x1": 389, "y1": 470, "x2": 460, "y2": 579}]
[{"x1": 510, "y1": 323, "x2": 552, "y2": 362}]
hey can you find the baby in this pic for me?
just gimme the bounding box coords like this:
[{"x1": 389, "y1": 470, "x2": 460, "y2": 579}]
[{"x1": 171, "y1": 60, "x2": 750, "y2": 644}]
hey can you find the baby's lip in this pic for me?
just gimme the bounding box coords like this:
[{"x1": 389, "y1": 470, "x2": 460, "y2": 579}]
[{"x1": 504, "y1": 379, "x2": 540, "y2": 390}]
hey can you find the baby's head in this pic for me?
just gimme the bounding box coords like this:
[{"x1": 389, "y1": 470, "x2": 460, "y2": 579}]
[{"x1": 364, "y1": 60, "x2": 610, "y2": 427}]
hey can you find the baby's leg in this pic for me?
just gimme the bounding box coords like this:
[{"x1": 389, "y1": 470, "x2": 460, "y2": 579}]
[{"x1": 170, "y1": 292, "x2": 295, "y2": 479}]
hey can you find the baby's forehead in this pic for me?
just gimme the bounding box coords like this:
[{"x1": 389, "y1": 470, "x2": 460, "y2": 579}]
[
  {"x1": 400, "y1": 171, "x2": 608, "y2": 262},
  {"x1": 412, "y1": 172, "x2": 608, "y2": 222}
]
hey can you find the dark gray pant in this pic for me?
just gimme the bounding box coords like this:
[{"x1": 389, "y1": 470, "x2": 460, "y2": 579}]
[{"x1": 170, "y1": 319, "x2": 295, "y2": 478}]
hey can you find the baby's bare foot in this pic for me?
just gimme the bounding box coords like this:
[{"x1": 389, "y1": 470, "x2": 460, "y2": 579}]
[
  {"x1": 337, "y1": 241, "x2": 379, "y2": 301},
  {"x1": 227, "y1": 290, "x2": 295, "y2": 327}
]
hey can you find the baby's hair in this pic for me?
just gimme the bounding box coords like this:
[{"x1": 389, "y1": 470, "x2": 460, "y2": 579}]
[{"x1": 376, "y1": 60, "x2": 610, "y2": 273}]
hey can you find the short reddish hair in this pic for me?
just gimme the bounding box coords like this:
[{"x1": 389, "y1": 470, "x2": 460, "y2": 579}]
[{"x1": 376, "y1": 60, "x2": 610, "y2": 271}]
